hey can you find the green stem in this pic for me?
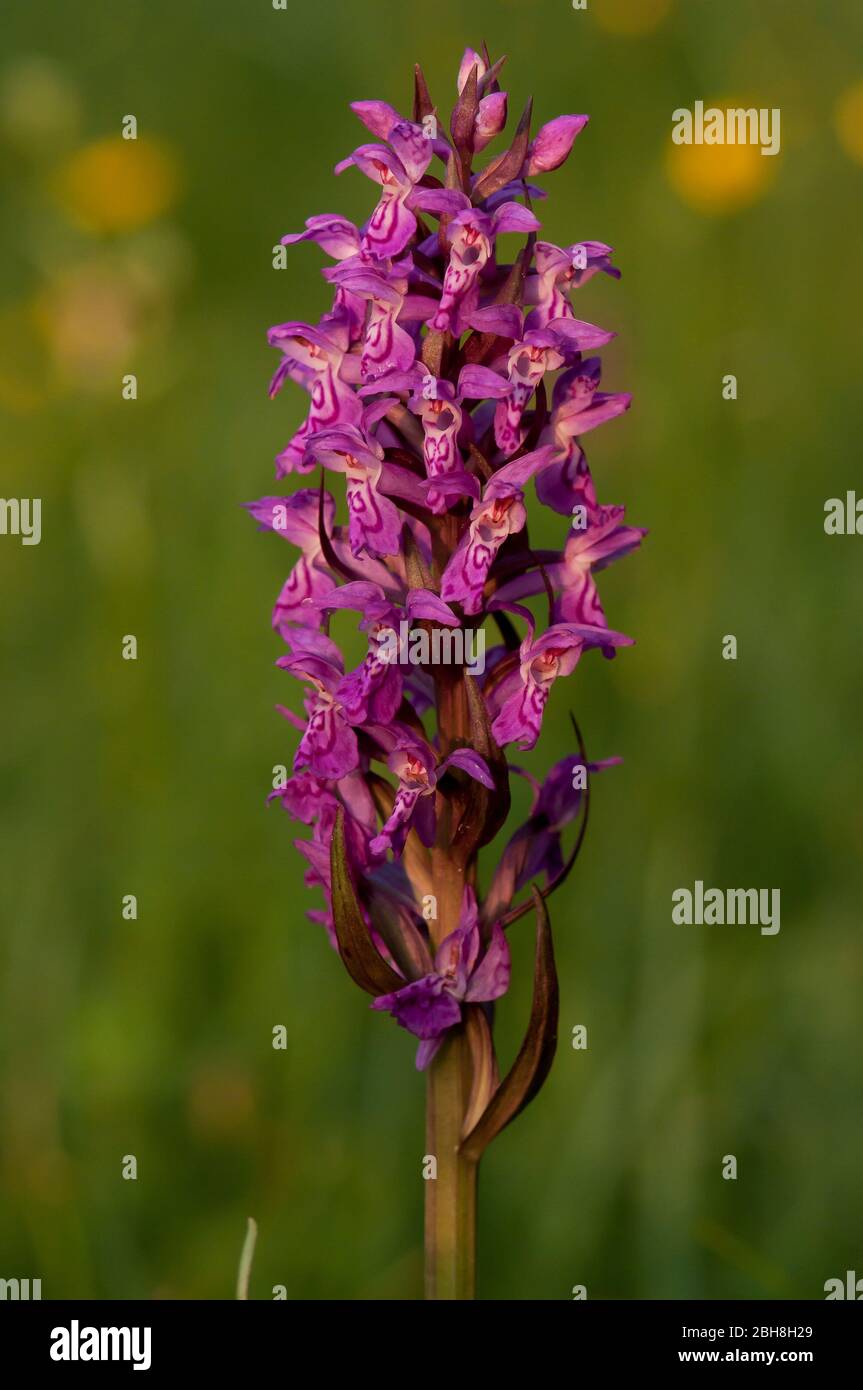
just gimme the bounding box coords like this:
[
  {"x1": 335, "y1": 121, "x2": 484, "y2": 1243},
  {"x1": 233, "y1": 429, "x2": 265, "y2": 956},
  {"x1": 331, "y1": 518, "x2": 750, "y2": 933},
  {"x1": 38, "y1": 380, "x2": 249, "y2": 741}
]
[
  {"x1": 425, "y1": 1029, "x2": 478, "y2": 1299},
  {"x1": 424, "y1": 566, "x2": 478, "y2": 1299}
]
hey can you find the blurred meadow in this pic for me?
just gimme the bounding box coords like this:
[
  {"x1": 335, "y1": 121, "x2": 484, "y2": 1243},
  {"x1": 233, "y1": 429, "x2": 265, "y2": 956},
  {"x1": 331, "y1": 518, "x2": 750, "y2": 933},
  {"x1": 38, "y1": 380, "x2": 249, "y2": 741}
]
[{"x1": 1, "y1": 0, "x2": 862, "y2": 1299}]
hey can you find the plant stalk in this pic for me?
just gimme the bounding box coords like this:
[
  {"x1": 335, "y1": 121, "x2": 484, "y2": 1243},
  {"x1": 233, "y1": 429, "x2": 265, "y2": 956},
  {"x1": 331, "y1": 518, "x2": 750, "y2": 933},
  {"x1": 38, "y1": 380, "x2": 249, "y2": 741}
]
[
  {"x1": 425, "y1": 1028, "x2": 478, "y2": 1299},
  {"x1": 423, "y1": 541, "x2": 479, "y2": 1300}
]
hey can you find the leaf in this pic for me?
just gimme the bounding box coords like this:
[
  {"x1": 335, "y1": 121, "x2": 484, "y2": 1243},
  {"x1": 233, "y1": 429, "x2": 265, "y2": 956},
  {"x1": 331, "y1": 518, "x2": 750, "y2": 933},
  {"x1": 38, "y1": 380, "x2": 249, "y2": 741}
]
[
  {"x1": 444, "y1": 146, "x2": 462, "y2": 193},
  {"x1": 369, "y1": 902, "x2": 433, "y2": 983},
  {"x1": 421, "y1": 327, "x2": 446, "y2": 377},
  {"x1": 461, "y1": 1005, "x2": 500, "y2": 1138},
  {"x1": 450, "y1": 62, "x2": 479, "y2": 168},
  {"x1": 479, "y1": 55, "x2": 507, "y2": 96},
  {"x1": 330, "y1": 806, "x2": 403, "y2": 996},
  {"x1": 413, "y1": 63, "x2": 434, "y2": 123},
  {"x1": 403, "y1": 525, "x2": 435, "y2": 592},
  {"x1": 496, "y1": 242, "x2": 532, "y2": 308},
  {"x1": 460, "y1": 887, "x2": 559, "y2": 1162}
]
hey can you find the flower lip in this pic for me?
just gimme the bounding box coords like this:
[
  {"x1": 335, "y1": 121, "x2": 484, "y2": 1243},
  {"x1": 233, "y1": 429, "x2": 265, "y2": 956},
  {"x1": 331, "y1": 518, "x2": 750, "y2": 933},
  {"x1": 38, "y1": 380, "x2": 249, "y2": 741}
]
[
  {"x1": 402, "y1": 754, "x2": 429, "y2": 785},
  {"x1": 532, "y1": 647, "x2": 565, "y2": 682},
  {"x1": 488, "y1": 496, "x2": 516, "y2": 523}
]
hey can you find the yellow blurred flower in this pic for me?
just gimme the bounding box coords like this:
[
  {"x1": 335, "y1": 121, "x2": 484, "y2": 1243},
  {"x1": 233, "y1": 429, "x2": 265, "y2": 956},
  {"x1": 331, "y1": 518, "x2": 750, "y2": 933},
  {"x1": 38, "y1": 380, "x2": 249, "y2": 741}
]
[
  {"x1": 594, "y1": 0, "x2": 672, "y2": 36},
  {"x1": 834, "y1": 80, "x2": 863, "y2": 165},
  {"x1": 52, "y1": 136, "x2": 180, "y2": 234},
  {"x1": 666, "y1": 101, "x2": 777, "y2": 215}
]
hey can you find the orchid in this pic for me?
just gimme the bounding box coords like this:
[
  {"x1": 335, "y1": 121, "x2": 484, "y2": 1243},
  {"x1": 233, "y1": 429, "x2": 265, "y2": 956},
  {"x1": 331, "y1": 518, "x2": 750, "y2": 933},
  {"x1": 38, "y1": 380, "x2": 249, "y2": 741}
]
[
  {"x1": 525, "y1": 239, "x2": 620, "y2": 330},
  {"x1": 250, "y1": 46, "x2": 644, "y2": 1300},
  {"x1": 369, "y1": 730, "x2": 494, "y2": 857},
  {"x1": 268, "y1": 311, "x2": 362, "y2": 475},
  {"x1": 373, "y1": 886, "x2": 510, "y2": 1069},
  {"x1": 488, "y1": 616, "x2": 634, "y2": 751},
  {"x1": 440, "y1": 445, "x2": 556, "y2": 612}
]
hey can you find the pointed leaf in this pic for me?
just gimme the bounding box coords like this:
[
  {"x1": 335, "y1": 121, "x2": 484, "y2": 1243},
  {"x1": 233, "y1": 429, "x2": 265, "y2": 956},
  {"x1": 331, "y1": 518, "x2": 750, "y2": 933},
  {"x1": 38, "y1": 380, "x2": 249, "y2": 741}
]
[
  {"x1": 403, "y1": 524, "x2": 435, "y2": 592},
  {"x1": 472, "y1": 97, "x2": 532, "y2": 201},
  {"x1": 369, "y1": 901, "x2": 433, "y2": 983},
  {"x1": 479, "y1": 53, "x2": 507, "y2": 96},
  {"x1": 413, "y1": 63, "x2": 434, "y2": 123},
  {"x1": 460, "y1": 887, "x2": 559, "y2": 1161},
  {"x1": 421, "y1": 327, "x2": 446, "y2": 377},
  {"x1": 450, "y1": 61, "x2": 479, "y2": 166},
  {"x1": 461, "y1": 1005, "x2": 500, "y2": 1137},
  {"x1": 331, "y1": 806, "x2": 403, "y2": 996}
]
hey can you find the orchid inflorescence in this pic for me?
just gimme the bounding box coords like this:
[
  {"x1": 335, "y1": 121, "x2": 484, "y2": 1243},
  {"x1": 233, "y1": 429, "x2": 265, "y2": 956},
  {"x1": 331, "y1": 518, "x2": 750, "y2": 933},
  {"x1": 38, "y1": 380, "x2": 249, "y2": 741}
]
[{"x1": 249, "y1": 45, "x2": 644, "y2": 1277}]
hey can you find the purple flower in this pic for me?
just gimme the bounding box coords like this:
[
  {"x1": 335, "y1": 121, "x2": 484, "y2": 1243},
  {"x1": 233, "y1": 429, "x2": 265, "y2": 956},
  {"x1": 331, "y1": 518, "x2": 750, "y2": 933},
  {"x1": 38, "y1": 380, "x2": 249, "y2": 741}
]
[
  {"x1": 336, "y1": 121, "x2": 460, "y2": 260},
  {"x1": 440, "y1": 446, "x2": 555, "y2": 612},
  {"x1": 548, "y1": 358, "x2": 632, "y2": 443},
  {"x1": 487, "y1": 325, "x2": 621, "y2": 458},
  {"x1": 457, "y1": 47, "x2": 486, "y2": 93},
  {"x1": 269, "y1": 769, "x2": 381, "y2": 942},
  {"x1": 304, "y1": 421, "x2": 404, "y2": 558},
  {"x1": 526, "y1": 115, "x2": 589, "y2": 175},
  {"x1": 483, "y1": 755, "x2": 622, "y2": 923},
  {"x1": 430, "y1": 203, "x2": 539, "y2": 334},
  {"x1": 268, "y1": 312, "x2": 363, "y2": 476},
  {"x1": 277, "y1": 628, "x2": 359, "y2": 780},
  {"x1": 253, "y1": 47, "x2": 645, "y2": 1211},
  {"x1": 280, "y1": 216, "x2": 368, "y2": 337},
  {"x1": 531, "y1": 358, "x2": 630, "y2": 517},
  {"x1": 368, "y1": 732, "x2": 494, "y2": 858},
  {"x1": 474, "y1": 91, "x2": 508, "y2": 151},
  {"x1": 526, "y1": 240, "x2": 620, "y2": 330},
  {"x1": 329, "y1": 259, "x2": 417, "y2": 382},
  {"x1": 245, "y1": 489, "x2": 338, "y2": 633},
  {"x1": 372, "y1": 886, "x2": 510, "y2": 1068},
  {"x1": 309, "y1": 580, "x2": 459, "y2": 725},
  {"x1": 489, "y1": 619, "x2": 633, "y2": 750},
  {"x1": 281, "y1": 214, "x2": 363, "y2": 260},
  {"x1": 555, "y1": 508, "x2": 646, "y2": 625},
  {"x1": 412, "y1": 376, "x2": 465, "y2": 500}
]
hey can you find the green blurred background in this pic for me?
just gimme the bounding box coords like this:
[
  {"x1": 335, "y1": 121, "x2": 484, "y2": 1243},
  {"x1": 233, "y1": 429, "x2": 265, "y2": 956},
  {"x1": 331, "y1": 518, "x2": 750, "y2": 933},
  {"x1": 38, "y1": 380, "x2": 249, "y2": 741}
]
[{"x1": 2, "y1": 0, "x2": 862, "y2": 1300}]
